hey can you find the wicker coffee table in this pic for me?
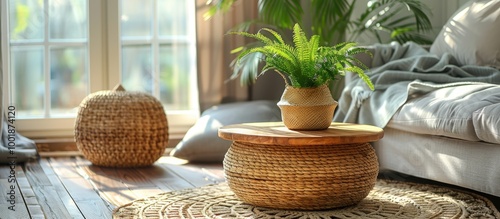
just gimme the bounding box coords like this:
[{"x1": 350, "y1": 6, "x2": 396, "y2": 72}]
[{"x1": 218, "y1": 122, "x2": 384, "y2": 210}]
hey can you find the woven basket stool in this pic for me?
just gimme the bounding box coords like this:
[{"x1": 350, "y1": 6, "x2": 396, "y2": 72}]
[
  {"x1": 75, "y1": 85, "x2": 168, "y2": 167},
  {"x1": 219, "y1": 122, "x2": 384, "y2": 210}
]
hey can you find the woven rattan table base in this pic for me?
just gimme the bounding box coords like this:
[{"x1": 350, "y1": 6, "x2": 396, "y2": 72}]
[
  {"x1": 224, "y1": 142, "x2": 378, "y2": 210},
  {"x1": 113, "y1": 179, "x2": 500, "y2": 219}
]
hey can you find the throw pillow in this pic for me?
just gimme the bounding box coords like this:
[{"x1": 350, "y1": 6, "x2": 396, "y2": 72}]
[
  {"x1": 430, "y1": 0, "x2": 500, "y2": 68},
  {"x1": 169, "y1": 100, "x2": 282, "y2": 163}
]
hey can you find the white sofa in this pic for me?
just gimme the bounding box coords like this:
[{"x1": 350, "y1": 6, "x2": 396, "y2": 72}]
[{"x1": 336, "y1": 0, "x2": 500, "y2": 198}]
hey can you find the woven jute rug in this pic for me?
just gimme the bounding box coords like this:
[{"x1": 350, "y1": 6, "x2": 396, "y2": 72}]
[{"x1": 113, "y1": 179, "x2": 500, "y2": 219}]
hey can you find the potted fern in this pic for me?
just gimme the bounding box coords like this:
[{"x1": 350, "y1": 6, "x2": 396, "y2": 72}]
[{"x1": 231, "y1": 23, "x2": 374, "y2": 130}]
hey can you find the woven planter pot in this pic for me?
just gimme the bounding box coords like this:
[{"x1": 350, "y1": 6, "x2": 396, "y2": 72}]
[
  {"x1": 277, "y1": 84, "x2": 337, "y2": 130},
  {"x1": 74, "y1": 85, "x2": 168, "y2": 167}
]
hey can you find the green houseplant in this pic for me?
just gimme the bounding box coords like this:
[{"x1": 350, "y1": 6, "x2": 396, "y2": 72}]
[
  {"x1": 207, "y1": 0, "x2": 432, "y2": 86},
  {"x1": 231, "y1": 23, "x2": 373, "y2": 130}
]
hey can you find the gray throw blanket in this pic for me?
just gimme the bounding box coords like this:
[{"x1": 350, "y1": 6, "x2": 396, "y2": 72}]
[
  {"x1": 334, "y1": 42, "x2": 500, "y2": 127},
  {"x1": 0, "y1": 116, "x2": 38, "y2": 164}
]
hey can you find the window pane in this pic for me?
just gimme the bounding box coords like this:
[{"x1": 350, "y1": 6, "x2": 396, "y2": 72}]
[
  {"x1": 50, "y1": 47, "x2": 88, "y2": 115},
  {"x1": 120, "y1": 0, "x2": 153, "y2": 38},
  {"x1": 11, "y1": 47, "x2": 45, "y2": 117},
  {"x1": 120, "y1": 0, "x2": 198, "y2": 113},
  {"x1": 121, "y1": 45, "x2": 153, "y2": 93},
  {"x1": 158, "y1": 0, "x2": 188, "y2": 36},
  {"x1": 8, "y1": 0, "x2": 44, "y2": 41},
  {"x1": 49, "y1": 0, "x2": 87, "y2": 40},
  {"x1": 159, "y1": 45, "x2": 191, "y2": 110}
]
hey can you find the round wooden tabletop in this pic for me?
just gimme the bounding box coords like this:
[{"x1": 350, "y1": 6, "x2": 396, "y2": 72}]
[{"x1": 218, "y1": 122, "x2": 384, "y2": 146}]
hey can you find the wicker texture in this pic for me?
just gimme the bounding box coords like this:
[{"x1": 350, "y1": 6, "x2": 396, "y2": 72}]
[
  {"x1": 277, "y1": 84, "x2": 338, "y2": 130},
  {"x1": 75, "y1": 88, "x2": 168, "y2": 167},
  {"x1": 113, "y1": 180, "x2": 500, "y2": 219},
  {"x1": 223, "y1": 141, "x2": 379, "y2": 210}
]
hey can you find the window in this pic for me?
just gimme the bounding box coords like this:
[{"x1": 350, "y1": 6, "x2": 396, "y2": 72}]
[
  {"x1": 6, "y1": 0, "x2": 89, "y2": 118},
  {"x1": 1, "y1": 0, "x2": 198, "y2": 138}
]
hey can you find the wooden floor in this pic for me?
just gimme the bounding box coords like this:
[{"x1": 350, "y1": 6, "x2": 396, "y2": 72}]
[
  {"x1": 0, "y1": 156, "x2": 225, "y2": 219},
  {"x1": 2, "y1": 156, "x2": 500, "y2": 218}
]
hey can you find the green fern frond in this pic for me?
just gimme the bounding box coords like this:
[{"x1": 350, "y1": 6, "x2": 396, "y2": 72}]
[
  {"x1": 307, "y1": 34, "x2": 321, "y2": 68},
  {"x1": 292, "y1": 24, "x2": 317, "y2": 81},
  {"x1": 332, "y1": 41, "x2": 349, "y2": 51},
  {"x1": 346, "y1": 55, "x2": 370, "y2": 72},
  {"x1": 292, "y1": 24, "x2": 309, "y2": 63},
  {"x1": 260, "y1": 28, "x2": 286, "y2": 45},
  {"x1": 346, "y1": 47, "x2": 372, "y2": 57},
  {"x1": 345, "y1": 66, "x2": 374, "y2": 90},
  {"x1": 228, "y1": 31, "x2": 274, "y2": 46},
  {"x1": 337, "y1": 42, "x2": 357, "y2": 55},
  {"x1": 230, "y1": 46, "x2": 244, "y2": 54}
]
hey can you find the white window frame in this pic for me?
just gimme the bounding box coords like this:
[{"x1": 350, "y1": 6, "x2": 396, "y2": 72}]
[{"x1": 1, "y1": 0, "x2": 199, "y2": 140}]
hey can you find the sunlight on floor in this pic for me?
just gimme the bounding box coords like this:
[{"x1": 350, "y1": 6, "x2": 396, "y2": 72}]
[{"x1": 156, "y1": 156, "x2": 189, "y2": 165}]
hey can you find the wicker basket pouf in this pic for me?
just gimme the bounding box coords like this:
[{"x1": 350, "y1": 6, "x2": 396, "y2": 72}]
[{"x1": 75, "y1": 85, "x2": 168, "y2": 167}]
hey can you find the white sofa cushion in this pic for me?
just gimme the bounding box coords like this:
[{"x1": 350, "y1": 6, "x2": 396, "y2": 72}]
[
  {"x1": 430, "y1": 0, "x2": 500, "y2": 68},
  {"x1": 388, "y1": 83, "x2": 500, "y2": 143},
  {"x1": 473, "y1": 104, "x2": 500, "y2": 144}
]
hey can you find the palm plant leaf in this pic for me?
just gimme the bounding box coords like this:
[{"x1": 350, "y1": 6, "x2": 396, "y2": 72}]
[
  {"x1": 228, "y1": 20, "x2": 256, "y2": 32},
  {"x1": 385, "y1": 15, "x2": 418, "y2": 28},
  {"x1": 392, "y1": 32, "x2": 432, "y2": 45},
  {"x1": 203, "y1": 0, "x2": 238, "y2": 20},
  {"x1": 311, "y1": 0, "x2": 354, "y2": 43},
  {"x1": 229, "y1": 51, "x2": 263, "y2": 84},
  {"x1": 207, "y1": 0, "x2": 432, "y2": 45},
  {"x1": 258, "y1": 0, "x2": 303, "y2": 29},
  {"x1": 401, "y1": 0, "x2": 432, "y2": 31},
  {"x1": 349, "y1": 0, "x2": 432, "y2": 44},
  {"x1": 206, "y1": 0, "x2": 432, "y2": 90}
]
